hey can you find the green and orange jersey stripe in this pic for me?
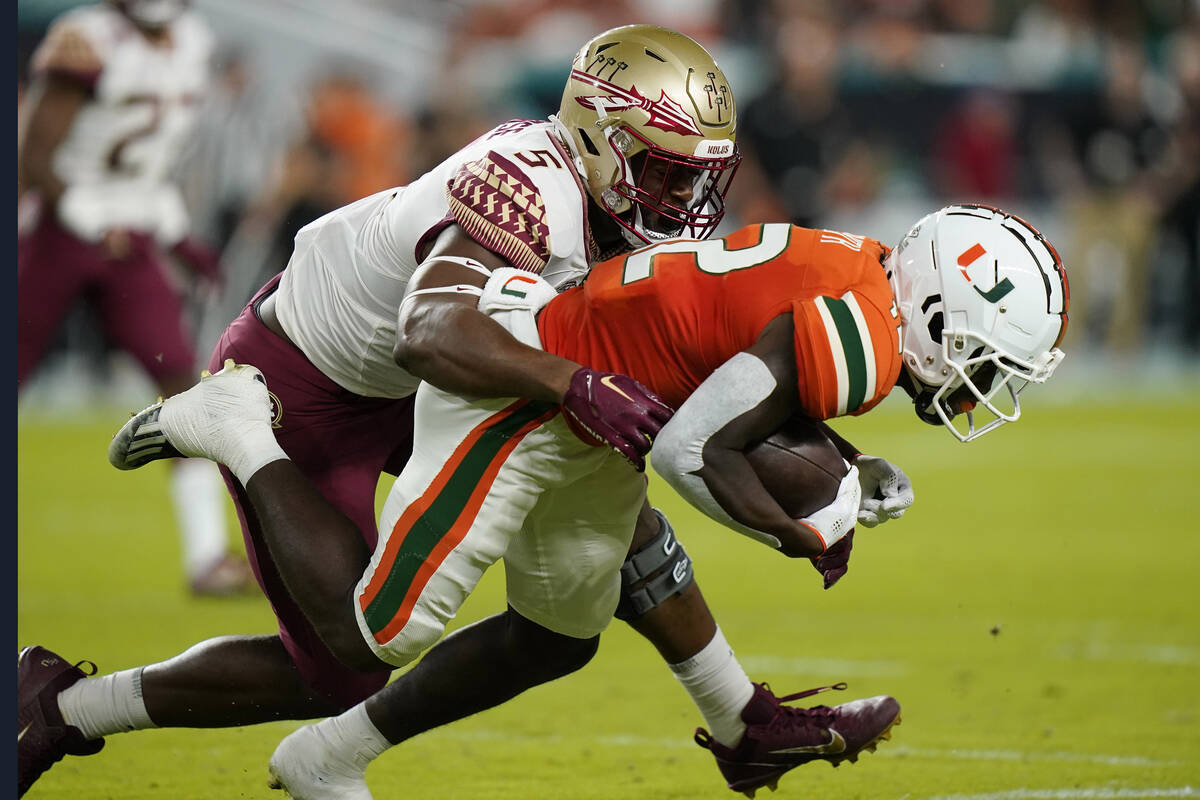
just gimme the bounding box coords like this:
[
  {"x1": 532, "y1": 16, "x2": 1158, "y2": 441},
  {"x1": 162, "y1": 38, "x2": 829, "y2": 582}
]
[
  {"x1": 793, "y1": 286, "x2": 902, "y2": 420},
  {"x1": 359, "y1": 399, "x2": 558, "y2": 644}
]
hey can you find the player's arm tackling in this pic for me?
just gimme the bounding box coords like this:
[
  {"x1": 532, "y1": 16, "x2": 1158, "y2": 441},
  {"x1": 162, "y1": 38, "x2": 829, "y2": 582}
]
[
  {"x1": 396, "y1": 225, "x2": 671, "y2": 470},
  {"x1": 396, "y1": 225, "x2": 580, "y2": 403}
]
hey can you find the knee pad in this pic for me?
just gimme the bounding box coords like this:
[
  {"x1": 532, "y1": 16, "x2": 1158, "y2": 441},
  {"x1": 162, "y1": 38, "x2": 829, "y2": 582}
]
[{"x1": 614, "y1": 508, "x2": 695, "y2": 621}]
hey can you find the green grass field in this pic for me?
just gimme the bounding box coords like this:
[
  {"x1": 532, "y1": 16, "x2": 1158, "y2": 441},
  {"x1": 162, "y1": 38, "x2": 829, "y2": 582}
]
[{"x1": 17, "y1": 387, "x2": 1200, "y2": 799}]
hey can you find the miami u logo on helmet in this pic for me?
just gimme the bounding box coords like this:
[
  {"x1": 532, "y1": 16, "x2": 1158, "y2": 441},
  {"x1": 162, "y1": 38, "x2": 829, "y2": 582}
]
[{"x1": 956, "y1": 243, "x2": 1014, "y2": 304}]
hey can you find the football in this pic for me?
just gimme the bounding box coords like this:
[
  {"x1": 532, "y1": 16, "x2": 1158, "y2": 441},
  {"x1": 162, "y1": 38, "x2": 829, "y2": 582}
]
[{"x1": 744, "y1": 416, "x2": 847, "y2": 519}]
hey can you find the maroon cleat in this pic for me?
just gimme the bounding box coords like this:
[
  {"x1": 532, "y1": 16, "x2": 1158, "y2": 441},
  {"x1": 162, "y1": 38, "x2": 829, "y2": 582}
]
[
  {"x1": 695, "y1": 682, "x2": 900, "y2": 797},
  {"x1": 17, "y1": 646, "x2": 105, "y2": 797}
]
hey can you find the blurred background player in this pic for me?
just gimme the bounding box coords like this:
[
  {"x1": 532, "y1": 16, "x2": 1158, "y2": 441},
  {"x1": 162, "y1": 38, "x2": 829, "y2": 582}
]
[{"x1": 16, "y1": 0, "x2": 251, "y2": 596}]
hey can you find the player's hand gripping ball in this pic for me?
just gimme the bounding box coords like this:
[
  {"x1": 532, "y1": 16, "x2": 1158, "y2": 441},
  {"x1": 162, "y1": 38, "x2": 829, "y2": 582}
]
[{"x1": 743, "y1": 416, "x2": 858, "y2": 588}]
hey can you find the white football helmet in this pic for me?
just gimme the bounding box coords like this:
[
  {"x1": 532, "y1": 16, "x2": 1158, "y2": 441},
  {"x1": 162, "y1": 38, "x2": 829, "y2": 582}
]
[
  {"x1": 553, "y1": 24, "x2": 740, "y2": 246},
  {"x1": 887, "y1": 204, "x2": 1070, "y2": 442}
]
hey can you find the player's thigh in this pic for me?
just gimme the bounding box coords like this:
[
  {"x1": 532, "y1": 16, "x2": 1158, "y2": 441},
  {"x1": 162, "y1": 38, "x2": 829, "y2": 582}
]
[
  {"x1": 504, "y1": 442, "x2": 646, "y2": 640},
  {"x1": 92, "y1": 236, "x2": 195, "y2": 379},
  {"x1": 356, "y1": 392, "x2": 560, "y2": 667},
  {"x1": 16, "y1": 217, "x2": 104, "y2": 375}
]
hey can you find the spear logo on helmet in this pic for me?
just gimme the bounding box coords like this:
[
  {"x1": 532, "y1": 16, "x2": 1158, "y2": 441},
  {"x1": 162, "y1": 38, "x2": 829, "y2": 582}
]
[{"x1": 571, "y1": 70, "x2": 703, "y2": 138}]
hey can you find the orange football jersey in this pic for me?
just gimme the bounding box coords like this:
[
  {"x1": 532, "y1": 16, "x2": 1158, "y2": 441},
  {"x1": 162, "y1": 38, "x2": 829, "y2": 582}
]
[{"x1": 537, "y1": 223, "x2": 903, "y2": 419}]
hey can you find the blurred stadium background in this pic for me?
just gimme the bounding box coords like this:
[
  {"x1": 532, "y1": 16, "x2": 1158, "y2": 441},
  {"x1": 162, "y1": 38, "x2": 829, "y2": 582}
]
[{"x1": 16, "y1": 0, "x2": 1200, "y2": 414}]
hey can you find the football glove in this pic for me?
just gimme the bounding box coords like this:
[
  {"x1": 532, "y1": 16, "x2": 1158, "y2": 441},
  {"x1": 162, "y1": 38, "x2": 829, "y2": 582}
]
[
  {"x1": 854, "y1": 454, "x2": 914, "y2": 527},
  {"x1": 797, "y1": 464, "x2": 860, "y2": 551},
  {"x1": 811, "y1": 529, "x2": 854, "y2": 590},
  {"x1": 561, "y1": 367, "x2": 674, "y2": 472}
]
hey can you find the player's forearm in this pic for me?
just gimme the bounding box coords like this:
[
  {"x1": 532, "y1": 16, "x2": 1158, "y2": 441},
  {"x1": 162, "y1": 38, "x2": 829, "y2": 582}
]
[
  {"x1": 694, "y1": 450, "x2": 826, "y2": 557},
  {"x1": 17, "y1": 140, "x2": 66, "y2": 208},
  {"x1": 654, "y1": 421, "x2": 824, "y2": 556},
  {"x1": 18, "y1": 79, "x2": 84, "y2": 209},
  {"x1": 396, "y1": 300, "x2": 579, "y2": 402}
]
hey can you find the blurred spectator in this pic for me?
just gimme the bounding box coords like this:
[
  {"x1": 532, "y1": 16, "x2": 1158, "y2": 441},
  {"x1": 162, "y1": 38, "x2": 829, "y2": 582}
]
[
  {"x1": 223, "y1": 68, "x2": 413, "y2": 305},
  {"x1": 306, "y1": 71, "x2": 411, "y2": 203},
  {"x1": 410, "y1": 98, "x2": 492, "y2": 178},
  {"x1": 1037, "y1": 35, "x2": 1173, "y2": 354},
  {"x1": 1009, "y1": 0, "x2": 1106, "y2": 88},
  {"x1": 1155, "y1": 18, "x2": 1200, "y2": 352},
  {"x1": 176, "y1": 49, "x2": 298, "y2": 254},
  {"x1": 933, "y1": 89, "x2": 1020, "y2": 201},
  {"x1": 441, "y1": 0, "x2": 641, "y2": 119},
  {"x1": 731, "y1": 2, "x2": 889, "y2": 227},
  {"x1": 840, "y1": 1, "x2": 928, "y2": 88}
]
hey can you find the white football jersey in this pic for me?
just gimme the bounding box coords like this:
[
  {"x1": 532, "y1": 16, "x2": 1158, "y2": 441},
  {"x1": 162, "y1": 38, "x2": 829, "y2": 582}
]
[
  {"x1": 274, "y1": 119, "x2": 602, "y2": 398},
  {"x1": 30, "y1": 3, "x2": 212, "y2": 243}
]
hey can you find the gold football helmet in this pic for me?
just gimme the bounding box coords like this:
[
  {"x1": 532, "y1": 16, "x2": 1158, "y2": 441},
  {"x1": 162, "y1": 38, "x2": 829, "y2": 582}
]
[{"x1": 553, "y1": 24, "x2": 740, "y2": 245}]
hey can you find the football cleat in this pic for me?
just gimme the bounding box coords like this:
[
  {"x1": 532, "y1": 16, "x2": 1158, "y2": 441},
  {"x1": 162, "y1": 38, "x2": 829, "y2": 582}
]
[
  {"x1": 17, "y1": 646, "x2": 106, "y2": 797},
  {"x1": 268, "y1": 722, "x2": 374, "y2": 800},
  {"x1": 694, "y1": 682, "x2": 900, "y2": 797},
  {"x1": 108, "y1": 359, "x2": 270, "y2": 470}
]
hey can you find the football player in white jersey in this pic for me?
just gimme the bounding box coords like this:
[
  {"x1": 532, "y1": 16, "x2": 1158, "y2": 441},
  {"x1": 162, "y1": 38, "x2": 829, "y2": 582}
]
[
  {"x1": 17, "y1": 0, "x2": 249, "y2": 596},
  {"x1": 12, "y1": 24, "x2": 862, "y2": 798}
]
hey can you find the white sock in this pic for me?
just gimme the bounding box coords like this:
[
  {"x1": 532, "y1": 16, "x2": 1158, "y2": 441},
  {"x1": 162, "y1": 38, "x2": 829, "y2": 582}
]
[
  {"x1": 310, "y1": 703, "x2": 393, "y2": 776},
  {"x1": 57, "y1": 667, "x2": 157, "y2": 740},
  {"x1": 668, "y1": 627, "x2": 755, "y2": 748},
  {"x1": 169, "y1": 459, "x2": 230, "y2": 578},
  {"x1": 224, "y1": 430, "x2": 288, "y2": 487}
]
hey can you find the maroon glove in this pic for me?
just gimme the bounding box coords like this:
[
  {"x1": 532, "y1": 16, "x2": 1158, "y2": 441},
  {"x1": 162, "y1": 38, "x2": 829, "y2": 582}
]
[
  {"x1": 561, "y1": 367, "x2": 673, "y2": 472},
  {"x1": 811, "y1": 529, "x2": 854, "y2": 590},
  {"x1": 170, "y1": 236, "x2": 222, "y2": 283}
]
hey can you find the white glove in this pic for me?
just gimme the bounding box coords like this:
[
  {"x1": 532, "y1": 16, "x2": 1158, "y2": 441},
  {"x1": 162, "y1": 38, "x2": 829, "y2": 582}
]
[
  {"x1": 798, "y1": 464, "x2": 860, "y2": 550},
  {"x1": 854, "y1": 454, "x2": 914, "y2": 528}
]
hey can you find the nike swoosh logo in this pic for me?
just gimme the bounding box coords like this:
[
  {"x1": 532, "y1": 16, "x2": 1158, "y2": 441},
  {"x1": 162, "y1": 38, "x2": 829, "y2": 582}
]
[
  {"x1": 770, "y1": 729, "x2": 846, "y2": 755},
  {"x1": 18, "y1": 721, "x2": 32, "y2": 742},
  {"x1": 599, "y1": 375, "x2": 634, "y2": 402}
]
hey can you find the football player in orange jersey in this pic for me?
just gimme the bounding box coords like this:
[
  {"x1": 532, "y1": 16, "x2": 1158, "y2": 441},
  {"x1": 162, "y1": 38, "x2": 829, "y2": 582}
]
[{"x1": 55, "y1": 205, "x2": 1067, "y2": 798}]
